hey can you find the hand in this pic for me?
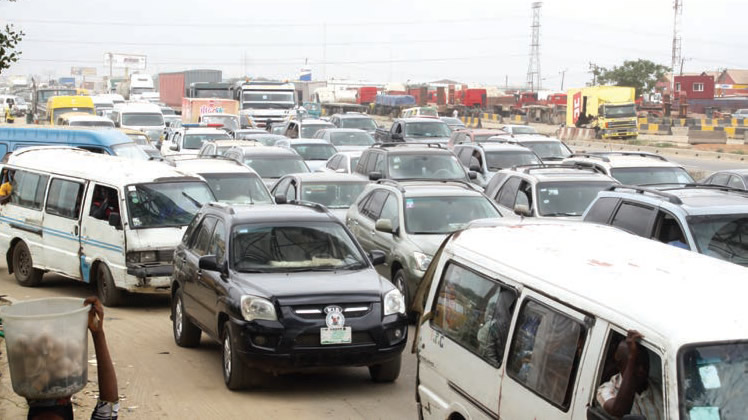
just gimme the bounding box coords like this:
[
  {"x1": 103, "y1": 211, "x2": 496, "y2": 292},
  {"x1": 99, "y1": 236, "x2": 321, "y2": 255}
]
[
  {"x1": 84, "y1": 296, "x2": 104, "y2": 334},
  {"x1": 625, "y1": 330, "x2": 643, "y2": 359}
]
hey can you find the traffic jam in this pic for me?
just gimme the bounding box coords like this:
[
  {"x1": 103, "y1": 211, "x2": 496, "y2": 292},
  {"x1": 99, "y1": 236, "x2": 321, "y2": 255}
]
[{"x1": 2, "y1": 2, "x2": 748, "y2": 419}]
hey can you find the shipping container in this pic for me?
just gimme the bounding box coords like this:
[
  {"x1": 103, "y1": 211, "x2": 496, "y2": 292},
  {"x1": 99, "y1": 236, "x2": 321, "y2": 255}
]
[{"x1": 159, "y1": 69, "x2": 222, "y2": 108}]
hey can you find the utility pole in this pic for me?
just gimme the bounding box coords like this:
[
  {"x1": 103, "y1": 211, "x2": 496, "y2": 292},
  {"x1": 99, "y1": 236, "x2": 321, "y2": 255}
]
[
  {"x1": 526, "y1": 2, "x2": 542, "y2": 92},
  {"x1": 505, "y1": 75, "x2": 508, "y2": 90},
  {"x1": 560, "y1": 69, "x2": 567, "y2": 91},
  {"x1": 670, "y1": 0, "x2": 683, "y2": 93}
]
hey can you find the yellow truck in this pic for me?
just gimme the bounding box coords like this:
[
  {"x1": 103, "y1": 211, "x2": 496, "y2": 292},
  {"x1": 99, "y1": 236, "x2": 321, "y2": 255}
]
[
  {"x1": 46, "y1": 96, "x2": 95, "y2": 125},
  {"x1": 566, "y1": 86, "x2": 638, "y2": 139}
]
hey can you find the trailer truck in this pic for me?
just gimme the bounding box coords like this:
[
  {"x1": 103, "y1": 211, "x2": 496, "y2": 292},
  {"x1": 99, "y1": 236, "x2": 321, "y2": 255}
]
[
  {"x1": 158, "y1": 70, "x2": 223, "y2": 108},
  {"x1": 182, "y1": 98, "x2": 240, "y2": 124},
  {"x1": 235, "y1": 80, "x2": 296, "y2": 127},
  {"x1": 567, "y1": 86, "x2": 638, "y2": 139}
]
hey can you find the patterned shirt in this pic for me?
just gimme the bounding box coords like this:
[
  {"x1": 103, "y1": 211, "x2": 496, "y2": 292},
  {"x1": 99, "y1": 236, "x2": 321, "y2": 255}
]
[{"x1": 596, "y1": 373, "x2": 664, "y2": 420}]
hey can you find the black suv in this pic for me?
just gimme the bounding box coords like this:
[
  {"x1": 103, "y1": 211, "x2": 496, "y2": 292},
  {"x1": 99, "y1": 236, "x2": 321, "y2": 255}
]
[
  {"x1": 170, "y1": 202, "x2": 408, "y2": 389},
  {"x1": 353, "y1": 143, "x2": 477, "y2": 183}
]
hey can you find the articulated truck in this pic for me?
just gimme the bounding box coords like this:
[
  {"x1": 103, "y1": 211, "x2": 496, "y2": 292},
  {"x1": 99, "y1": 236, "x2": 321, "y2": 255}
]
[{"x1": 567, "y1": 86, "x2": 638, "y2": 139}]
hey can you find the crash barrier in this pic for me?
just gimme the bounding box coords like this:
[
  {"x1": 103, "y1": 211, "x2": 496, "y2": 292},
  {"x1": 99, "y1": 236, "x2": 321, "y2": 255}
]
[
  {"x1": 507, "y1": 114, "x2": 528, "y2": 125},
  {"x1": 481, "y1": 113, "x2": 502, "y2": 122},
  {"x1": 640, "y1": 116, "x2": 748, "y2": 128},
  {"x1": 688, "y1": 130, "x2": 727, "y2": 145},
  {"x1": 638, "y1": 123, "x2": 672, "y2": 135},
  {"x1": 689, "y1": 125, "x2": 748, "y2": 139},
  {"x1": 556, "y1": 127, "x2": 596, "y2": 141},
  {"x1": 459, "y1": 116, "x2": 482, "y2": 128}
]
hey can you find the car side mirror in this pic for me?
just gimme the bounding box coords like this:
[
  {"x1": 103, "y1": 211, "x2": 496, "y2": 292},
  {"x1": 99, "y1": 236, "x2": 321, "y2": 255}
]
[
  {"x1": 468, "y1": 171, "x2": 478, "y2": 180},
  {"x1": 199, "y1": 255, "x2": 219, "y2": 271},
  {"x1": 369, "y1": 250, "x2": 386, "y2": 266},
  {"x1": 169, "y1": 142, "x2": 178, "y2": 151},
  {"x1": 514, "y1": 203, "x2": 532, "y2": 217},
  {"x1": 392, "y1": 133, "x2": 403, "y2": 141},
  {"x1": 274, "y1": 193, "x2": 287, "y2": 204},
  {"x1": 108, "y1": 213, "x2": 122, "y2": 230},
  {"x1": 375, "y1": 218, "x2": 394, "y2": 234},
  {"x1": 469, "y1": 164, "x2": 481, "y2": 172},
  {"x1": 369, "y1": 171, "x2": 383, "y2": 181},
  {"x1": 114, "y1": 121, "x2": 121, "y2": 128}
]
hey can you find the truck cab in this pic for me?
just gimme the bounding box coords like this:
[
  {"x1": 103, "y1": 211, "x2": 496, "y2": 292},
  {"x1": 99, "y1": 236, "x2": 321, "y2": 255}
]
[{"x1": 568, "y1": 86, "x2": 638, "y2": 140}]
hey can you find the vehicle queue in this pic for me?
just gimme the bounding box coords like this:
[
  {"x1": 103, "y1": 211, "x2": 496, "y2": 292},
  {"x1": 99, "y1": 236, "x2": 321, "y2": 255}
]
[{"x1": 0, "y1": 97, "x2": 746, "y2": 419}]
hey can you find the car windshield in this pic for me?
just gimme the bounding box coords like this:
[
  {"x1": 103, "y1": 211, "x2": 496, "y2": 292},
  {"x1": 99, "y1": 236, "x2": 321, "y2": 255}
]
[
  {"x1": 243, "y1": 157, "x2": 309, "y2": 178},
  {"x1": 126, "y1": 181, "x2": 214, "y2": 228},
  {"x1": 485, "y1": 151, "x2": 541, "y2": 170},
  {"x1": 604, "y1": 104, "x2": 636, "y2": 118},
  {"x1": 405, "y1": 196, "x2": 500, "y2": 234},
  {"x1": 232, "y1": 222, "x2": 367, "y2": 272},
  {"x1": 126, "y1": 134, "x2": 150, "y2": 146},
  {"x1": 239, "y1": 135, "x2": 284, "y2": 146},
  {"x1": 242, "y1": 92, "x2": 294, "y2": 103},
  {"x1": 53, "y1": 108, "x2": 94, "y2": 119},
  {"x1": 330, "y1": 132, "x2": 375, "y2": 146},
  {"x1": 70, "y1": 120, "x2": 114, "y2": 127},
  {"x1": 301, "y1": 124, "x2": 334, "y2": 138},
  {"x1": 110, "y1": 143, "x2": 150, "y2": 160},
  {"x1": 536, "y1": 181, "x2": 616, "y2": 217},
  {"x1": 404, "y1": 122, "x2": 451, "y2": 137},
  {"x1": 678, "y1": 341, "x2": 748, "y2": 419},
  {"x1": 200, "y1": 173, "x2": 273, "y2": 205},
  {"x1": 611, "y1": 167, "x2": 694, "y2": 185},
  {"x1": 340, "y1": 118, "x2": 377, "y2": 130},
  {"x1": 474, "y1": 134, "x2": 504, "y2": 142},
  {"x1": 202, "y1": 115, "x2": 240, "y2": 131},
  {"x1": 194, "y1": 89, "x2": 232, "y2": 99},
  {"x1": 687, "y1": 214, "x2": 748, "y2": 266},
  {"x1": 122, "y1": 113, "x2": 164, "y2": 126},
  {"x1": 441, "y1": 118, "x2": 462, "y2": 125},
  {"x1": 301, "y1": 182, "x2": 368, "y2": 209},
  {"x1": 389, "y1": 154, "x2": 466, "y2": 181},
  {"x1": 508, "y1": 126, "x2": 537, "y2": 135},
  {"x1": 522, "y1": 141, "x2": 572, "y2": 159},
  {"x1": 291, "y1": 143, "x2": 337, "y2": 160},
  {"x1": 184, "y1": 133, "x2": 231, "y2": 149},
  {"x1": 161, "y1": 108, "x2": 176, "y2": 115}
]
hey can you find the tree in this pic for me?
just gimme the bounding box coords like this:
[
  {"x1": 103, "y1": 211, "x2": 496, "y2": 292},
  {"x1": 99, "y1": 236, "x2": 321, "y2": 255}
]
[
  {"x1": 0, "y1": 0, "x2": 24, "y2": 75},
  {"x1": 595, "y1": 59, "x2": 670, "y2": 97}
]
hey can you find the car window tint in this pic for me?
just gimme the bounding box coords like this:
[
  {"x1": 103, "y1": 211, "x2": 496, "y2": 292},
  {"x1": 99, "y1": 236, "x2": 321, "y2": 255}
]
[
  {"x1": 355, "y1": 152, "x2": 370, "y2": 174},
  {"x1": 655, "y1": 211, "x2": 689, "y2": 249},
  {"x1": 10, "y1": 170, "x2": 48, "y2": 210},
  {"x1": 364, "y1": 190, "x2": 387, "y2": 220},
  {"x1": 507, "y1": 299, "x2": 586, "y2": 409},
  {"x1": 497, "y1": 177, "x2": 522, "y2": 208},
  {"x1": 728, "y1": 175, "x2": 745, "y2": 190},
  {"x1": 182, "y1": 212, "x2": 201, "y2": 244},
  {"x1": 584, "y1": 197, "x2": 620, "y2": 224},
  {"x1": 45, "y1": 178, "x2": 84, "y2": 219},
  {"x1": 209, "y1": 220, "x2": 227, "y2": 264},
  {"x1": 379, "y1": 193, "x2": 399, "y2": 226},
  {"x1": 286, "y1": 182, "x2": 297, "y2": 201},
  {"x1": 357, "y1": 191, "x2": 372, "y2": 213},
  {"x1": 192, "y1": 217, "x2": 218, "y2": 257},
  {"x1": 611, "y1": 202, "x2": 655, "y2": 237},
  {"x1": 88, "y1": 184, "x2": 119, "y2": 221},
  {"x1": 365, "y1": 152, "x2": 380, "y2": 173},
  {"x1": 708, "y1": 173, "x2": 730, "y2": 186},
  {"x1": 374, "y1": 153, "x2": 385, "y2": 173},
  {"x1": 432, "y1": 263, "x2": 517, "y2": 368}
]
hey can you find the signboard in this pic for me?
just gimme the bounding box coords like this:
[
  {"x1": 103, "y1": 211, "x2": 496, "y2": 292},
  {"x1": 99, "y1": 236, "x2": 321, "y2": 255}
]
[
  {"x1": 71, "y1": 67, "x2": 97, "y2": 76},
  {"x1": 103, "y1": 53, "x2": 147, "y2": 70},
  {"x1": 572, "y1": 91, "x2": 582, "y2": 124}
]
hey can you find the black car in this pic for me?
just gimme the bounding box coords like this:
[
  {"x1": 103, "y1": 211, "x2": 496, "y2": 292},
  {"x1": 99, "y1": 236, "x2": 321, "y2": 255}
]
[{"x1": 171, "y1": 201, "x2": 408, "y2": 389}]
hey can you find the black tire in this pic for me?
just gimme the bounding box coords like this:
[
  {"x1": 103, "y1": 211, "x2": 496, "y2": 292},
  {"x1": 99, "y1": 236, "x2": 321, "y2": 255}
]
[
  {"x1": 172, "y1": 288, "x2": 201, "y2": 347},
  {"x1": 222, "y1": 321, "x2": 263, "y2": 390},
  {"x1": 369, "y1": 354, "x2": 402, "y2": 382},
  {"x1": 393, "y1": 269, "x2": 416, "y2": 323},
  {"x1": 12, "y1": 241, "x2": 43, "y2": 287},
  {"x1": 96, "y1": 263, "x2": 123, "y2": 307}
]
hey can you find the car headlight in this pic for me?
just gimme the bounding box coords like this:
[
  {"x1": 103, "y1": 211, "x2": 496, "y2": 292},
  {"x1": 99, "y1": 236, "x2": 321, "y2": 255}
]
[
  {"x1": 383, "y1": 289, "x2": 406, "y2": 316},
  {"x1": 126, "y1": 251, "x2": 157, "y2": 264},
  {"x1": 240, "y1": 295, "x2": 277, "y2": 322},
  {"x1": 413, "y1": 251, "x2": 433, "y2": 271}
]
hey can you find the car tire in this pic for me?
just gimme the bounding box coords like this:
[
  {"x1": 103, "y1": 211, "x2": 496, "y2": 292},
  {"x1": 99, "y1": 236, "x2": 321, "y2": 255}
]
[
  {"x1": 172, "y1": 288, "x2": 201, "y2": 348},
  {"x1": 369, "y1": 354, "x2": 402, "y2": 383},
  {"x1": 393, "y1": 269, "x2": 415, "y2": 322},
  {"x1": 12, "y1": 241, "x2": 43, "y2": 287},
  {"x1": 222, "y1": 321, "x2": 263, "y2": 390},
  {"x1": 96, "y1": 263, "x2": 123, "y2": 307}
]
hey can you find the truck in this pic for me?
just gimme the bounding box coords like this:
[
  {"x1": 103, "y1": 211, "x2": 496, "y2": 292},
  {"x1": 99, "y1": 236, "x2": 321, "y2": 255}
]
[
  {"x1": 158, "y1": 70, "x2": 223, "y2": 108},
  {"x1": 356, "y1": 86, "x2": 378, "y2": 105},
  {"x1": 235, "y1": 81, "x2": 296, "y2": 127},
  {"x1": 372, "y1": 94, "x2": 416, "y2": 117},
  {"x1": 567, "y1": 86, "x2": 638, "y2": 139},
  {"x1": 181, "y1": 98, "x2": 240, "y2": 123},
  {"x1": 524, "y1": 92, "x2": 567, "y2": 124},
  {"x1": 311, "y1": 86, "x2": 367, "y2": 115},
  {"x1": 116, "y1": 73, "x2": 155, "y2": 100}
]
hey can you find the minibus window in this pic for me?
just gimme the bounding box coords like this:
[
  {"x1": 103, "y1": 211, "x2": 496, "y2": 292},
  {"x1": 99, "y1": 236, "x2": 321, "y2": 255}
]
[
  {"x1": 89, "y1": 185, "x2": 120, "y2": 221},
  {"x1": 507, "y1": 299, "x2": 586, "y2": 409},
  {"x1": 126, "y1": 181, "x2": 215, "y2": 229},
  {"x1": 46, "y1": 179, "x2": 84, "y2": 219},
  {"x1": 11, "y1": 171, "x2": 48, "y2": 210}
]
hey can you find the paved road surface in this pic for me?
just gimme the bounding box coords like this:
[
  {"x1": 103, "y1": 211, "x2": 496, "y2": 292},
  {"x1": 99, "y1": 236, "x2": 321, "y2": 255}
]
[{"x1": 0, "y1": 269, "x2": 418, "y2": 420}]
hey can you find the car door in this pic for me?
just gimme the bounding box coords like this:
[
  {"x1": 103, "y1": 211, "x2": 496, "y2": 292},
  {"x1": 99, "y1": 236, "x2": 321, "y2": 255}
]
[
  {"x1": 493, "y1": 176, "x2": 522, "y2": 217},
  {"x1": 80, "y1": 184, "x2": 125, "y2": 285},
  {"x1": 182, "y1": 215, "x2": 218, "y2": 330},
  {"x1": 42, "y1": 176, "x2": 87, "y2": 278},
  {"x1": 609, "y1": 201, "x2": 657, "y2": 239},
  {"x1": 355, "y1": 190, "x2": 387, "y2": 252},
  {"x1": 369, "y1": 192, "x2": 399, "y2": 278},
  {"x1": 195, "y1": 219, "x2": 227, "y2": 338},
  {"x1": 419, "y1": 262, "x2": 519, "y2": 420},
  {"x1": 2, "y1": 170, "x2": 49, "y2": 265}
]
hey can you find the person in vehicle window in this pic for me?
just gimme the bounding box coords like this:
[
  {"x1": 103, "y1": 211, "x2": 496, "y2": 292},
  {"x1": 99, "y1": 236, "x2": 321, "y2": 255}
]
[
  {"x1": 0, "y1": 168, "x2": 14, "y2": 204},
  {"x1": 91, "y1": 188, "x2": 119, "y2": 221},
  {"x1": 596, "y1": 330, "x2": 663, "y2": 420}
]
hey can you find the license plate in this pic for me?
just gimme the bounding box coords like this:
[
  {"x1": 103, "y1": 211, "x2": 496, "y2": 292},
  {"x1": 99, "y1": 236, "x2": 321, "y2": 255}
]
[{"x1": 320, "y1": 327, "x2": 352, "y2": 345}]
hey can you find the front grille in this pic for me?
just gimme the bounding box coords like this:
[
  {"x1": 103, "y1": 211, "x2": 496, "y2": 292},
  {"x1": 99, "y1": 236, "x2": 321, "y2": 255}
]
[
  {"x1": 294, "y1": 331, "x2": 375, "y2": 347},
  {"x1": 291, "y1": 304, "x2": 372, "y2": 320},
  {"x1": 607, "y1": 121, "x2": 636, "y2": 129},
  {"x1": 156, "y1": 249, "x2": 174, "y2": 263}
]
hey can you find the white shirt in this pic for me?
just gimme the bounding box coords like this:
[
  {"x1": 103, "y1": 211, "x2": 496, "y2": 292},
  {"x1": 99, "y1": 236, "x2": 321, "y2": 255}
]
[{"x1": 596, "y1": 373, "x2": 664, "y2": 420}]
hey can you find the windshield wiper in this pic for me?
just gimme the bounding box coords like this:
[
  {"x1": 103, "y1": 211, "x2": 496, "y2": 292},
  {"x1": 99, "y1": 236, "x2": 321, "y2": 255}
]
[
  {"x1": 542, "y1": 212, "x2": 578, "y2": 217},
  {"x1": 236, "y1": 268, "x2": 270, "y2": 273},
  {"x1": 182, "y1": 192, "x2": 203, "y2": 208},
  {"x1": 283, "y1": 266, "x2": 339, "y2": 272}
]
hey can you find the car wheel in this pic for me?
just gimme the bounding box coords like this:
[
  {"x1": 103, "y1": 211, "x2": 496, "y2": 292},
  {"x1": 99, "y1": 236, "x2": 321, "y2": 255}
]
[
  {"x1": 222, "y1": 321, "x2": 263, "y2": 390},
  {"x1": 96, "y1": 263, "x2": 123, "y2": 307},
  {"x1": 393, "y1": 269, "x2": 414, "y2": 322},
  {"x1": 369, "y1": 354, "x2": 402, "y2": 382},
  {"x1": 12, "y1": 241, "x2": 43, "y2": 287},
  {"x1": 172, "y1": 289, "x2": 201, "y2": 347}
]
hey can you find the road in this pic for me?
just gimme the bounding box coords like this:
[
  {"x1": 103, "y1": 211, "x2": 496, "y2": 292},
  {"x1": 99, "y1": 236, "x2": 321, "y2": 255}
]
[{"x1": 0, "y1": 269, "x2": 418, "y2": 420}]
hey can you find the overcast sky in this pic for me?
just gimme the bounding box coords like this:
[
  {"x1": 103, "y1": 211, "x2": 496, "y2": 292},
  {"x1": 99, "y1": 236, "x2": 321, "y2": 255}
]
[{"x1": 1, "y1": 0, "x2": 746, "y2": 90}]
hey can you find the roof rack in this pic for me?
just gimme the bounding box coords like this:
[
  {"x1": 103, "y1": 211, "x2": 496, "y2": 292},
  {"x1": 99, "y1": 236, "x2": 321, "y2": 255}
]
[
  {"x1": 376, "y1": 178, "x2": 406, "y2": 192},
  {"x1": 286, "y1": 200, "x2": 330, "y2": 214},
  {"x1": 567, "y1": 153, "x2": 611, "y2": 162},
  {"x1": 511, "y1": 163, "x2": 597, "y2": 174},
  {"x1": 662, "y1": 183, "x2": 748, "y2": 195},
  {"x1": 163, "y1": 155, "x2": 239, "y2": 166},
  {"x1": 206, "y1": 202, "x2": 235, "y2": 214},
  {"x1": 393, "y1": 178, "x2": 482, "y2": 192},
  {"x1": 372, "y1": 142, "x2": 445, "y2": 149},
  {"x1": 607, "y1": 185, "x2": 683, "y2": 204},
  {"x1": 588, "y1": 151, "x2": 669, "y2": 162}
]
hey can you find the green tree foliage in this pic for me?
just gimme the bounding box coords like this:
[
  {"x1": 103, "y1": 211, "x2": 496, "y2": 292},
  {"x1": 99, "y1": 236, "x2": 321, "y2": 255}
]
[
  {"x1": 596, "y1": 59, "x2": 670, "y2": 97},
  {"x1": 0, "y1": 0, "x2": 24, "y2": 75}
]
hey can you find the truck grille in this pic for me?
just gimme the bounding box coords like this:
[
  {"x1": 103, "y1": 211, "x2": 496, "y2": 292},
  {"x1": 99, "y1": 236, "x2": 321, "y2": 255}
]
[
  {"x1": 608, "y1": 120, "x2": 636, "y2": 128},
  {"x1": 157, "y1": 249, "x2": 174, "y2": 263},
  {"x1": 291, "y1": 304, "x2": 372, "y2": 320}
]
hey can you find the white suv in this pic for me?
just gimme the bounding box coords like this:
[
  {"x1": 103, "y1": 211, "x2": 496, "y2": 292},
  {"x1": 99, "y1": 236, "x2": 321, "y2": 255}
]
[{"x1": 563, "y1": 151, "x2": 694, "y2": 185}]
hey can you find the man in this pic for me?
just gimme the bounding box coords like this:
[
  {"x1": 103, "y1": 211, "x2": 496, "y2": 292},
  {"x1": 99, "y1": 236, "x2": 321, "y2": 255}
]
[
  {"x1": 596, "y1": 330, "x2": 663, "y2": 420},
  {"x1": 27, "y1": 296, "x2": 119, "y2": 420}
]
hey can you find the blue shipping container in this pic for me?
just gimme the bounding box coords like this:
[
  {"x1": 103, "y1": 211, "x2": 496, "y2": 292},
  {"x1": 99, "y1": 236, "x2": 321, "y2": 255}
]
[{"x1": 375, "y1": 94, "x2": 416, "y2": 107}]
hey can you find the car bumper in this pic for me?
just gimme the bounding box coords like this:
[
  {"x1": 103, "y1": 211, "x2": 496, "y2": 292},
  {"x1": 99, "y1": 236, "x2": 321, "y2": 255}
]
[
  {"x1": 601, "y1": 128, "x2": 637, "y2": 138},
  {"x1": 126, "y1": 265, "x2": 172, "y2": 293},
  {"x1": 228, "y1": 307, "x2": 408, "y2": 372}
]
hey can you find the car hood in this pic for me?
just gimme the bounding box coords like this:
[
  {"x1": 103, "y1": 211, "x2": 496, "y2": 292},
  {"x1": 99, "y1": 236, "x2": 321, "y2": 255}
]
[
  {"x1": 404, "y1": 135, "x2": 450, "y2": 144},
  {"x1": 231, "y1": 269, "x2": 386, "y2": 305},
  {"x1": 409, "y1": 233, "x2": 449, "y2": 256},
  {"x1": 304, "y1": 160, "x2": 327, "y2": 171},
  {"x1": 125, "y1": 226, "x2": 185, "y2": 251}
]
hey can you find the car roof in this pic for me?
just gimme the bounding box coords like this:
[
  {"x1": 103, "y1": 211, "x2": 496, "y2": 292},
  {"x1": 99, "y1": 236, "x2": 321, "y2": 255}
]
[
  {"x1": 458, "y1": 143, "x2": 534, "y2": 152},
  {"x1": 66, "y1": 115, "x2": 113, "y2": 122},
  {"x1": 398, "y1": 117, "x2": 445, "y2": 123},
  {"x1": 565, "y1": 153, "x2": 682, "y2": 168},
  {"x1": 711, "y1": 168, "x2": 748, "y2": 176},
  {"x1": 333, "y1": 150, "x2": 363, "y2": 158},
  {"x1": 602, "y1": 186, "x2": 748, "y2": 215},
  {"x1": 319, "y1": 128, "x2": 369, "y2": 133},
  {"x1": 223, "y1": 203, "x2": 339, "y2": 224},
  {"x1": 334, "y1": 113, "x2": 374, "y2": 119},
  {"x1": 449, "y1": 220, "x2": 748, "y2": 349},
  {"x1": 284, "y1": 172, "x2": 369, "y2": 183},
  {"x1": 500, "y1": 166, "x2": 616, "y2": 183},
  {"x1": 113, "y1": 103, "x2": 161, "y2": 112},
  {"x1": 370, "y1": 145, "x2": 453, "y2": 155},
  {"x1": 168, "y1": 157, "x2": 257, "y2": 174},
  {"x1": 288, "y1": 138, "x2": 334, "y2": 145},
  {"x1": 502, "y1": 124, "x2": 535, "y2": 130},
  {"x1": 231, "y1": 145, "x2": 300, "y2": 156},
  {"x1": 183, "y1": 128, "x2": 229, "y2": 135},
  {"x1": 296, "y1": 119, "x2": 334, "y2": 125},
  {"x1": 206, "y1": 139, "x2": 261, "y2": 147},
  {"x1": 462, "y1": 129, "x2": 508, "y2": 135},
  {"x1": 375, "y1": 180, "x2": 484, "y2": 198}
]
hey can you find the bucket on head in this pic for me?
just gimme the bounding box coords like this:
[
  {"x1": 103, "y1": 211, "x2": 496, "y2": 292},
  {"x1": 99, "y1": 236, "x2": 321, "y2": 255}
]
[{"x1": 0, "y1": 297, "x2": 90, "y2": 399}]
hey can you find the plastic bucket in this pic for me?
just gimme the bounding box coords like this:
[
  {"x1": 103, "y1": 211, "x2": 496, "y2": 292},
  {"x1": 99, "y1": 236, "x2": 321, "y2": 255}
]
[{"x1": 0, "y1": 297, "x2": 90, "y2": 399}]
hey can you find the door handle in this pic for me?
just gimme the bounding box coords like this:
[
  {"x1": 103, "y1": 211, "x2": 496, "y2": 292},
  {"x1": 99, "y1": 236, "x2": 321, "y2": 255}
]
[{"x1": 74, "y1": 225, "x2": 79, "y2": 236}]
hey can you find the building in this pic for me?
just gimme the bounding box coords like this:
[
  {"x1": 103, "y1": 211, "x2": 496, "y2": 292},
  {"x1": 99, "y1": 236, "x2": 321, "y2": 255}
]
[
  {"x1": 674, "y1": 73, "x2": 715, "y2": 100},
  {"x1": 716, "y1": 69, "x2": 748, "y2": 97}
]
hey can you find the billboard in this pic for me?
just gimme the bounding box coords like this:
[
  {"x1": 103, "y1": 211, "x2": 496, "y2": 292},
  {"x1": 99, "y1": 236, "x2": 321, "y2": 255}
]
[
  {"x1": 71, "y1": 67, "x2": 97, "y2": 76},
  {"x1": 103, "y1": 53, "x2": 147, "y2": 70}
]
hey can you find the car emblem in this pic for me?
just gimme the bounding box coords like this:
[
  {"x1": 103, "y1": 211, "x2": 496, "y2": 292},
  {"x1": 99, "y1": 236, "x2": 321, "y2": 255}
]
[{"x1": 324, "y1": 306, "x2": 345, "y2": 328}]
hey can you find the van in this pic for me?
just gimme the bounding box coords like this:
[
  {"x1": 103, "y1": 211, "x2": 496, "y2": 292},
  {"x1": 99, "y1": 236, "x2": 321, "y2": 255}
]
[
  {"x1": 0, "y1": 147, "x2": 216, "y2": 306},
  {"x1": 111, "y1": 103, "x2": 165, "y2": 144},
  {"x1": 46, "y1": 96, "x2": 95, "y2": 125},
  {"x1": 401, "y1": 106, "x2": 438, "y2": 119},
  {"x1": 56, "y1": 114, "x2": 115, "y2": 128},
  {"x1": 414, "y1": 220, "x2": 748, "y2": 420},
  {"x1": 0, "y1": 126, "x2": 148, "y2": 160}
]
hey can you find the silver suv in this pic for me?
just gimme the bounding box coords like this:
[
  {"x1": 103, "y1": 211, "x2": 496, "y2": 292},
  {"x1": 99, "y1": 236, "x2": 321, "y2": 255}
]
[{"x1": 563, "y1": 151, "x2": 694, "y2": 185}]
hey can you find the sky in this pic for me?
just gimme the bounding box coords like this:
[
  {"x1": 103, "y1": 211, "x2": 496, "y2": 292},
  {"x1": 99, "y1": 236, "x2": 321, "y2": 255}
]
[{"x1": 1, "y1": 0, "x2": 746, "y2": 90}]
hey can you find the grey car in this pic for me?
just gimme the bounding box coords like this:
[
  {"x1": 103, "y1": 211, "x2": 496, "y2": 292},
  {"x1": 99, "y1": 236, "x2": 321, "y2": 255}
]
[
  {"x1": 702, "y1": 169, "x2": 748, "y2": 190},
  {"x1": 453, "y1": 143, "x2": 542, "y2": 188},
  {"x1": 271, "y1": 172, "x2": 369, "y2": 221},
  {"x1": 224, "y1": 145, "x2": 310, "y2": 188}
]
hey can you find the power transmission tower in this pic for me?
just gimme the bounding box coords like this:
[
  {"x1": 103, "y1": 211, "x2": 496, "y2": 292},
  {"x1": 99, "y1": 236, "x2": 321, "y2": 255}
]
[
  {"x1": 526, "y1": 2, "x2": 542, "y2": 92},
  {"x1": 670, "y1": 0, "x2": 683, "y2": 92}
]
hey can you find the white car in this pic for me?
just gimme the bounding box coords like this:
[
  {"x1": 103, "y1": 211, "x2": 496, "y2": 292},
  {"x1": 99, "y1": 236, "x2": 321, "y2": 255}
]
[{"x1": 161, "y1": 126, "x2": 232, "y2": 157}]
